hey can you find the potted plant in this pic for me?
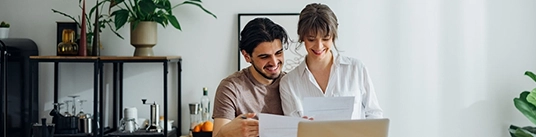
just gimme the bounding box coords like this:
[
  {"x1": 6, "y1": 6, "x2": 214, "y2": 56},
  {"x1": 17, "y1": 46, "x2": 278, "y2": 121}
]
[
  {"x1": 510, "y1": 71, "x2": 536, "y2": 137},
  {"x1": 108, "y1": 0, "x2": 217, "y2": 56},
  {"x1": 0, "y1": 21, "x2": 10, "y2": 39}
]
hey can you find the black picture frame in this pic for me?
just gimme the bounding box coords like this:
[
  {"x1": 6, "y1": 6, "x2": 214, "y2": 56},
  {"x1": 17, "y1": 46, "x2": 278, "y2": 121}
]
[{"x1": 237, "y1": 13, "x2": 306, "y2": 72}]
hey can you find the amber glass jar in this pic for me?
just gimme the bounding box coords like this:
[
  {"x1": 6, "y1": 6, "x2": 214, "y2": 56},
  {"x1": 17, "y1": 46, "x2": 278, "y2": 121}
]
[{"x1": 57, "y1": 29, "x2": 79, "y2": 55}]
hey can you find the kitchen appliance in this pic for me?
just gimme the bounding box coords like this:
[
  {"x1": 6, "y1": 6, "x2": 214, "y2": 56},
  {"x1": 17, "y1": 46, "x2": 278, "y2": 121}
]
[
  {"x1": 0, "y1": 38, "x2": 39, "y2": 137},
  {"x1": 141, "y1": 99, "x2": 161, "y2": 132}
]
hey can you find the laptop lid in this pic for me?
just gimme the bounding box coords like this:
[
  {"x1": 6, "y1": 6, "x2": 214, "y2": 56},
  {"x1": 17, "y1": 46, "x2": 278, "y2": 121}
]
[{"x1": 297, "y1": 118, "x2": 390, "y2": 137}]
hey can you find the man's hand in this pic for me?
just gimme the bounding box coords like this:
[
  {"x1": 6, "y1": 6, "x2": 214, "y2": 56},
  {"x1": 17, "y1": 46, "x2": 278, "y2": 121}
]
[{"x1": 213, "y1": 113, "x2": 259, "y2": 137}]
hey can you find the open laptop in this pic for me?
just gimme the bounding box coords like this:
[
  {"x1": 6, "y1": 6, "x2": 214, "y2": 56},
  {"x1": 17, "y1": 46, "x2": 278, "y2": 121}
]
[{"x1": 297, "y1": 118, "x2": 390, "y2": 137}]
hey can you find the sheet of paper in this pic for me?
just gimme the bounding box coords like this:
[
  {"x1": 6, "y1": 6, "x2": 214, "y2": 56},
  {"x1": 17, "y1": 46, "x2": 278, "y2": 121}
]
[
  {"x1": 302, "y1": 96, "x2": 355, "y2": 120},
  {"x1": 258, "y1": 113, "x2": 306, "y2": 137}
]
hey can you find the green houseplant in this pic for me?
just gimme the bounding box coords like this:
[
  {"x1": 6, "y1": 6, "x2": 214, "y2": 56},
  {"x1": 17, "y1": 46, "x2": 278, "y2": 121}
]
[
  {"x1": 52, "y1": 0, "x2": 124, "y2": 41},
  {"x1": 0, "y1": 21, "x2": 10, "y2": 39},
  {"x1": 510, "y1": 71, "x2": 536, "y2": 137},
  {"x1": 108, "y1": 0, "x2": 216, "y2": 56},
  {"x1": 0, "y1": 21, "x2": 9, "y2": 28}
]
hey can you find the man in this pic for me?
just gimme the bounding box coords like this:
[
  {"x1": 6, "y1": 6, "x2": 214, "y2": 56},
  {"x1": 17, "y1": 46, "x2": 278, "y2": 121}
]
[{"x1": 212, "y1": 18, "x2": 289, "y2": 137}]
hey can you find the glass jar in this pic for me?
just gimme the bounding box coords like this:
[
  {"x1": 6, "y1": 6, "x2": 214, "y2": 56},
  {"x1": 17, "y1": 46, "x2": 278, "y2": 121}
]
[
  {"x1": 189, "y1": 103, "x2": 201, "y2": 130},
  {"x1": 57, "y1": 29, "x2": 78, "y2": 55}
]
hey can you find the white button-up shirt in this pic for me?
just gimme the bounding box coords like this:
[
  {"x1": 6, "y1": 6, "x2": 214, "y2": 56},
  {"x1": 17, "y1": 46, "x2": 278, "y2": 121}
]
[{"x1": 280, "y1": 55, "x2": 383, "y2": 119}]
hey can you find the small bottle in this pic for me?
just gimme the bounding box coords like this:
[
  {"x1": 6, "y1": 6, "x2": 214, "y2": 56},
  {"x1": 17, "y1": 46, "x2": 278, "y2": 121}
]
[{"x1": 200, "y1": 87, "x2": 211, "y2": 122}]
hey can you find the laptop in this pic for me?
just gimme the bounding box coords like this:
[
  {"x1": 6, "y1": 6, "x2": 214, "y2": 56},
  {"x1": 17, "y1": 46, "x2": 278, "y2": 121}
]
[{"x1": 297, "y1": 118, "x2": 390, "y2": 137}]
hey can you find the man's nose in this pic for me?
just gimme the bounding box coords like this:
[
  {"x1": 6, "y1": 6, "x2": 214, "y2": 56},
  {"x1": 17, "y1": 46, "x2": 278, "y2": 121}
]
[{"x1": 268, "y1": 56, "x2": 278, "y2": 65}]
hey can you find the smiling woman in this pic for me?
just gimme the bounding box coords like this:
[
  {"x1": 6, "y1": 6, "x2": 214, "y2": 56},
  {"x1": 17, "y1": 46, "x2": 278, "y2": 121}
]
[{"x1": 237, "y1": 13, "x2": 305, "y2": 72}]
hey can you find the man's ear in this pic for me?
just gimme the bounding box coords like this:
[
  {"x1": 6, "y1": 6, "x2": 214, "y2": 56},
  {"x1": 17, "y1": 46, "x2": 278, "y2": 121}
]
[{"x1": 241, "y1": 50, "x2": 251, "y2": 63}]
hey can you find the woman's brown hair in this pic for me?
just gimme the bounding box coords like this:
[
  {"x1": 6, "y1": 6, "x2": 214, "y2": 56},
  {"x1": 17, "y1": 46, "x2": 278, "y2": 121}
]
[{"x1": 297, "y1": 3, "x2": 338, "y2": 43}]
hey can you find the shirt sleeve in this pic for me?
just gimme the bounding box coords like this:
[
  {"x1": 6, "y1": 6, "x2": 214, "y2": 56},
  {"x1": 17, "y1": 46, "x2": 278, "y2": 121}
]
[
  {"x1": 361, "y1": 66, "x2": 384, "y2": 119},
  {"x1": 279, "y1": 75, "x2": 302, "y2": 117},
  {"x1": 212, "y1": 79, "x2": 238, "y2": 120}
]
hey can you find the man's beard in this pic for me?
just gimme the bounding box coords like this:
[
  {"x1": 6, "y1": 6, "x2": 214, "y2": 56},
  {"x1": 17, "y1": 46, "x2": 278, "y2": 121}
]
[{"x1": 252, "y1": 61, "x2": 282, "y2": 80}]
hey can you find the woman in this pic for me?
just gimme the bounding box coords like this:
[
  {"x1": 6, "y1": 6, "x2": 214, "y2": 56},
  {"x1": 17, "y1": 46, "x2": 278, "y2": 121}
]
[{"x1": 280, "y1": 3, "x2": 383, "y2": 119}]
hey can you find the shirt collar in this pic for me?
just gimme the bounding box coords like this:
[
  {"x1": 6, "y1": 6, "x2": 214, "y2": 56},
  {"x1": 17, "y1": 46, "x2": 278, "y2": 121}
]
[{"x1": 297, "y1": 52, "x2": 350, "y2": 77}]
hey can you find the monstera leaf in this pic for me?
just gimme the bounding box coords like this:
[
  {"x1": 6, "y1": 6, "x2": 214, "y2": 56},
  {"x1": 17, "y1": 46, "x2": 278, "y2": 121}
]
[
  {"x1": 514, "y1": 91, "x2": 536, "y2": 125},
  {"x1": 528, "y1": 88, "x2": 536, "y2": 107}
]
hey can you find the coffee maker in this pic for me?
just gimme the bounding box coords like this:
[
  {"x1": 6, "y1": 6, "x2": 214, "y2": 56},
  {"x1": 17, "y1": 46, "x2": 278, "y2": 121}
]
[{"x1": 141, "y1": 99, "x2": 162, "y2": 132}]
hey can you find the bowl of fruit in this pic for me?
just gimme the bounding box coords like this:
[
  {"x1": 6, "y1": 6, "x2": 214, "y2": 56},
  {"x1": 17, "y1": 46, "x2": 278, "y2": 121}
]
[{"x1": 192, "y1": 121, "x2": 213, "y2": 137}]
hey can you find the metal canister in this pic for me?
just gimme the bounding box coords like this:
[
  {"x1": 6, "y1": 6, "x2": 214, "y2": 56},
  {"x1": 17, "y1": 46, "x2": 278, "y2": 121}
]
[{"x1": 78, "y1": 113, "x2": 92, "y2": 133}]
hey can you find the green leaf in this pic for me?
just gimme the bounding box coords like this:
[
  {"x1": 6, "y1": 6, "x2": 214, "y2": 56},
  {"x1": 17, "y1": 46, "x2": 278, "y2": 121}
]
[
  {"x1": 89, "y1": 0, "x2": 106, "y2": 18},
  {"x1": 514, "y1": 128, "x2": 534, "y2": 137},
  {"x1": 174, "y1": 1, "x2": 217, "y2": 19},
  {"x1": 51, "y1": 9, "x2": 82, "y2": 29},
  {"x1": 526, "y1": 71, "x2": 536, "y2": 83},
  {"x1": 522, "y1": 91, "x2": 531, "y2": 102},
  {"x1": 528, "y1": 88, "x2": 536, "y2": 107},
  {"x1": 153, "y1": 11, "x2": 167, "y2": 27},
  {"x1": 514, "y1": 97, "x2": 536, "y2": 125},
  {"x1": 512, "y1": 125, "x2": 521, "y2": 137},
  {"x1": 138, "y1": 0, "x2": 157, "y2": 18},
  {"x1": 523, "y1": 126, "x2": 536, "y2": 134},
  {"x1": 130, "y1": 20, "x2": 140, "y2": 31},
  {"x1": 105, "y1": 21, "x2": 124, "y2": 39},
  {"x1": 154, "y1": 0, "x2": 169, "y2": 9},
  {"x1": 109, "y1": 0, "x2": 124, "y2": 9},
  {"x1": 165, "y1": 14, "x2": 181, "y2": 30},
  {"x1": 112, "y1": 9, "x2": 129, "y2": 30}
]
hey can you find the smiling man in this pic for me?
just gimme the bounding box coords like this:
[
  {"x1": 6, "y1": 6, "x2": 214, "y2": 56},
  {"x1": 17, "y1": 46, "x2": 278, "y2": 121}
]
[{"x1": 212, "y1": 18, "x2": 289, "y2": 137}]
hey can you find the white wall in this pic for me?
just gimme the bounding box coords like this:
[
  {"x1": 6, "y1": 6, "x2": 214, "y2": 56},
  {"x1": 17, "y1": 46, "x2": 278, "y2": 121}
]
[{"x1": 2, "y1": 0, "x2": 536, "y2": 136}]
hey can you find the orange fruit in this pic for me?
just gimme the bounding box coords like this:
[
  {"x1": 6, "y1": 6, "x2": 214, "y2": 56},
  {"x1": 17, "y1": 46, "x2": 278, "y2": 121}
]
[
  {"x1": 202, "y1": 121, "x2": 213, "y2": 132},
  {"x1": 193, "y1": 125, "x2": 201, "y2": 132}
]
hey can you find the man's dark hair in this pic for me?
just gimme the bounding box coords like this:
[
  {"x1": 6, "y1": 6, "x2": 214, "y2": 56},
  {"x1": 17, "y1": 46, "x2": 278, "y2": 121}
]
[{"x1": 239, "y1": 18, "x2": 289, "y2": 55}]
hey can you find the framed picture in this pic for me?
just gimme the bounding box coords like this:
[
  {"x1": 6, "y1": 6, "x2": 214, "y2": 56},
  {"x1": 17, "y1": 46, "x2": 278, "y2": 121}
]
[{"x1": 237, "y1": 13, "x2": 307, "y2": 72}]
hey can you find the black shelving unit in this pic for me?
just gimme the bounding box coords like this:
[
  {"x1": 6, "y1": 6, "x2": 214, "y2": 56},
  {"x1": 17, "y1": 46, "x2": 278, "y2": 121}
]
[
  {"x1": 29, "y1": 56, "x2": 182, "y2": 137},
  {"x1": 100, "y1": 56, "x2": 182, "y2": 137},
  {"x1": 29, "y1": 56, "x2": 101, "y2": 137}
]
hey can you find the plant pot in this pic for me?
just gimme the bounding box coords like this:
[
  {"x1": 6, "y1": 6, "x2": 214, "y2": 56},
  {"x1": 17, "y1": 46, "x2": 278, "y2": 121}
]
[
  {"x1": 131, "y1": 21, "x2": 157, "y2": 56},
  {"x1": 0, "y1": 28, "x2": 9, "y2": 39}
]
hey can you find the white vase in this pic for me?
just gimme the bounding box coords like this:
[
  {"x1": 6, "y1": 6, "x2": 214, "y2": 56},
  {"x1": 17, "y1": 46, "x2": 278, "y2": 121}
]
[{"x1": 0, "y1": 28, "x2": 9, "y2": 39}]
